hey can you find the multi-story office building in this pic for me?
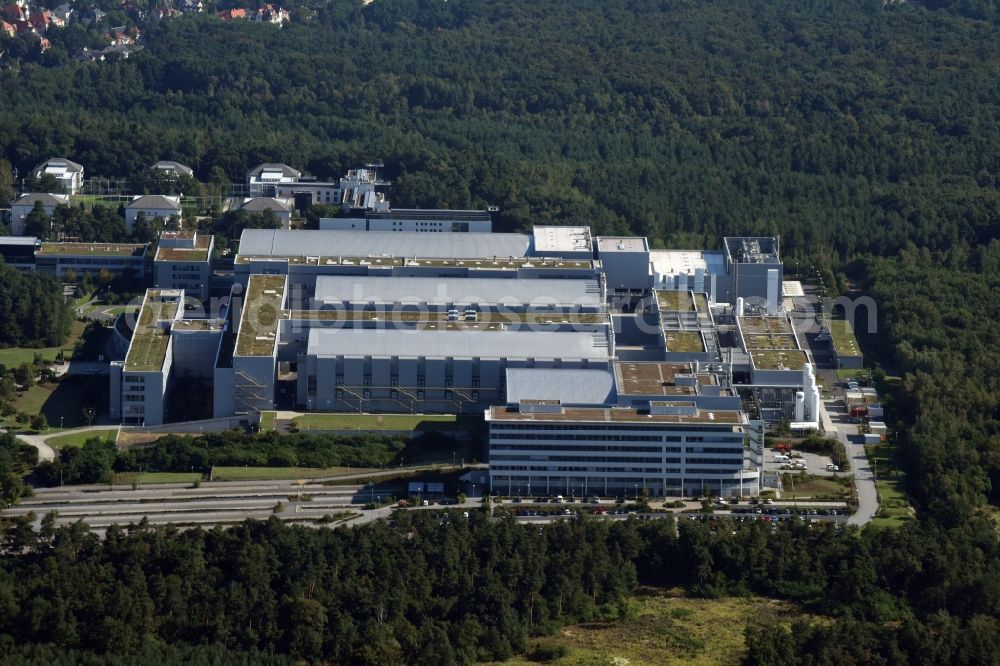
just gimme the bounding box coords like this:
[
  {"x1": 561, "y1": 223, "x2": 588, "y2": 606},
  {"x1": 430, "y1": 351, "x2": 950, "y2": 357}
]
[
  {"x1": 486, "y1": 398, "x2": 761, "y2": 498},
  {"x1": 153, "y1": 231, "x2": 214, "y2": 301},
  {"x1": 110, "y1": 288, "x2": 226, "y2": 425},
  {"x1": 34, "y1": 242, "x2": 147, "y2": 278},
  {"x1": 0, "y1": 236, "x2": 41, "y2": 270}
]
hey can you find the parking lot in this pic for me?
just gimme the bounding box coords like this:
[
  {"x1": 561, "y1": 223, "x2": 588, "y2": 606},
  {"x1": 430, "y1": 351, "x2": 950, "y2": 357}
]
[{"x1": 762, "y1": 447, "x2": 843, "y2": 477}]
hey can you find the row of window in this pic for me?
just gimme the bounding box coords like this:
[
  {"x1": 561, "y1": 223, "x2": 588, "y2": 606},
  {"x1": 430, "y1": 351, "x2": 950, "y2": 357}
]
[
  {"x1": 490, "y1": 455, "x2": 668, "y2": 464},
  {"x1": 491, "y1": 423, "x2": 738, "y2": 433},
  {"x1": 491, "y1": 468, "x2": 744, "y2": 478},
  {"x1": 490, "y1": 443, "x2": 682, "y2": 453},
  {"x1": 491, "y1": 433, "x2": 663, "y2": 442}
]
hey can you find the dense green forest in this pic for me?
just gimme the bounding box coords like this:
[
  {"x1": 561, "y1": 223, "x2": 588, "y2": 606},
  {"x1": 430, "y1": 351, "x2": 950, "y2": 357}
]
[
  {"x1": 2, "y1": 0, "x2": 1000, "y2": 663},
  {"x1": 0, "y1": 0, "x2": 998, "y2": 264},
  {"x1": 0, "y1": 261, "x2": 72, "y2": 347},
  {"x1": 30, "y1": 430, "x2": 436, "y2": 486},
  {"x1": 1, "y1": 509, "x2": 998, "y2": 664}
]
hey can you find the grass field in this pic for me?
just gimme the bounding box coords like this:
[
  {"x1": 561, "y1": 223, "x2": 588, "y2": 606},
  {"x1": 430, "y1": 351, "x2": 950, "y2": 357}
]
[
  {"x1": 0, "y1": 320, "x2": 87, "y2": 367},
  {"x1": 259, "y1": 411, "x2": 276, "y2": 432},
  {"x1": 492, "y1": 589, "x2": 807, "y2": 666},
  {"x1": 46, "y1": 428, "x2": 118, "y2": 448},
  {"x1": 114, "y1": 472, "x2": 202, "y2": 485},
  {"x1": 866, "y1": 443, "x2": 914, "y2": 528},
  {"x1": 211, "y1": 466, "x2": 377, "y2": 481},
  {"x1": 836, "y1": 369, "x2": 870, "y2": 380},
  {"x1": 293, "y1": 413, "x2": 462, "y2": 431},
  {"x1": 781, "y1": 474, "x2": 850, "y2": 499},
  {"x1": 12, "y1": 374, "x2": 103, "y2": 428}
]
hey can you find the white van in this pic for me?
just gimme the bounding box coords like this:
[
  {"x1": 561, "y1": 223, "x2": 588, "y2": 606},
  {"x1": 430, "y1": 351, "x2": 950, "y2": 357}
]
[{"x1": 774, "y1": 454, "x2": 791, "y2": 463}]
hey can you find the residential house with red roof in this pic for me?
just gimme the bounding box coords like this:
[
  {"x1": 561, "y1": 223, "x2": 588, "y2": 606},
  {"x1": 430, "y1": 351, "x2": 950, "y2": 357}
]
[{"x1": 217, "y1": 7, "x2": 246, "y2": 20}]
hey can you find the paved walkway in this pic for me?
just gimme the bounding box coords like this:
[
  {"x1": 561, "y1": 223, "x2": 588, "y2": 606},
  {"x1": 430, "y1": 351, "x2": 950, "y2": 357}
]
[
  {"x1": 17, "y1": 424, "x2": 123, "y2": 463},
  {"x1": 14, "y1": 433, "x2": 56, "y2": 462}
]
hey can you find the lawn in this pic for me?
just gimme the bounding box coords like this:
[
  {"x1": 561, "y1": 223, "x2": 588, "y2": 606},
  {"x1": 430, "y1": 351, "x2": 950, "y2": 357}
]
[
  {"x1": 13, "y1": 374, "x2": 106, "y2": 428},
  {"x1": 211, "y1": 466, "x2": 377, "y2": 481},
  {"x1": 46, "y1": 428, "x2": 118, "y2": 448},
  {"x1": 491, "y1": 589, "x2": 810, "y2": 666},
  {"x1": 781, "y1": 474, "x2": 851, "y2": 499},
  {"x1": 866, "y1": 443, "x2": 914, "y2": 528},
  {"x1": 0, "y1": 320, "x2": 87, "y2": 367},
  {"x1": 836, "y1": 369, "x2": 870, "y2": 380},
  {"x1": 114, "y1": 472, "x2": 202, "y2": 485},
  {"x1": 259, "y1": 411, "x2": 276, "y2": 432},
  {"x1": 293, "y1": 413, "x2": 462, "y2": 432}
]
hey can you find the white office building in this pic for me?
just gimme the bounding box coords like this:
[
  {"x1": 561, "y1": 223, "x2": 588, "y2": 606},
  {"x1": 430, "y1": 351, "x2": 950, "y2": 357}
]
[{"x1": 487, "y1": 399, "x2": 761, "y2": 498}]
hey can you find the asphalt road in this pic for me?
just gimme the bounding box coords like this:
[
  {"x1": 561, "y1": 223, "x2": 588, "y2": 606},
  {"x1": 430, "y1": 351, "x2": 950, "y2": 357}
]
[
  {"x1": 9, "y1": 480, "x2": 372, "y2": 531},
  {"x1": 820, "y1": 398, "x2": 879, "y2": 525},
  {"x1": 787, "y1": 280, "x2": 879, "y2": 526}
]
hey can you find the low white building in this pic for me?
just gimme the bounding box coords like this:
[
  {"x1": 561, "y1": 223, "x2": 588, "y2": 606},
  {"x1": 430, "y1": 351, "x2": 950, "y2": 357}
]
[
  {"x1": 9, "y1": 193, "x2": 69, "y2": 235},
  {"x1": 125, "y1": 195, "x2": 182, "y2": 230},
  {"x1": 33, "y1": 158, "x2": 84, "y2": 194},
  {"x1": 151, "y1": 160, "x2": 194, "y2": 178},
  {"x1": 246, "y1": 163, "x2": 301, "y2": 195},
  {"x1": 240, "y1": 197, "x2": 293, "y2": 227}
]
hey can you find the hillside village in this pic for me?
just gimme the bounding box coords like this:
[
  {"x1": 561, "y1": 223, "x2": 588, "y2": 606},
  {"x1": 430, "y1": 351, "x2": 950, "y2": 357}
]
[{"x1": 0, "y1": 0, "x2": 288, "y2": 65}]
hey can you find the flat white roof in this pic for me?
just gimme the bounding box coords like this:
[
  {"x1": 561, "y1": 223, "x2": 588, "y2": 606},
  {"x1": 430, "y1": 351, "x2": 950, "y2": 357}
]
[
  {"x1": 596, "y1": 236, "x2": 648, "y2": 253},
  {"x1": 649, "y1": 250, "x2": 726, "y2": 276},
  {"x1": 782, "y1": 280, "x2": 804, "y2": 297},
  {"x1": 239, "y1": 229, "x2": 531, "y2": 259},
  {"x1": 307, "y1": 327, "x2": 611, "y2": 360},
  {"x1": 532, "y1": 226, "x2": 592, "y2": 253},
  {"x1": 506, "y1": 368, "x2": 615, "y2": 406},
  {"x1": 313, "y1": 275, "x2": 602, "y2": 308}
]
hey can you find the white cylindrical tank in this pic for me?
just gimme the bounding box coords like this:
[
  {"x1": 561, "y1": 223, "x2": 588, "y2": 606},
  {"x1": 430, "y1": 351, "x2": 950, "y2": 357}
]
[
  {"x1": 794, "y1": 391, "x2": 805, "y2": 422},
  {"x1": 809, "y1": 386, "x2": 821, "y2": 422},
  {"x1": 736, "y1": 297, "x2": 744, "y2": 317}
]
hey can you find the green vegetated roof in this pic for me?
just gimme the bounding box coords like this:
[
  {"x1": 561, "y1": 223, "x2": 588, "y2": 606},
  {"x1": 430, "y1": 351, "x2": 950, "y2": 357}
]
[
  {"x1": 745, "y1": 333, "x2": 799, "y2": 351},
  {"x1": 125, "y1": 291, "x2": 182, "y2": 371},
  {"x1": 155, "y1": 235, "x2": 213, "y2": 262},
  {"x1": 38, "y1": 242, "x2": 146, "y2": 257},
  {"x1": 828, "y1": 319, "x2": 862, "y2": 358},
  {"x1": 664, "y1": 330, "x2": 704, "y2": 353},
  {"x1": 656, "y1": 290, "x2": 695, "y2": 312},
  {"x1": 236, "y1": 275, "x2": 286, "y2": 356},
  {"x1": 739, "y1": 316, "x2": 793, "y2": 335},
  {"x1": 751, "y1": 349, "x2": 808, "y2": 371}
]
